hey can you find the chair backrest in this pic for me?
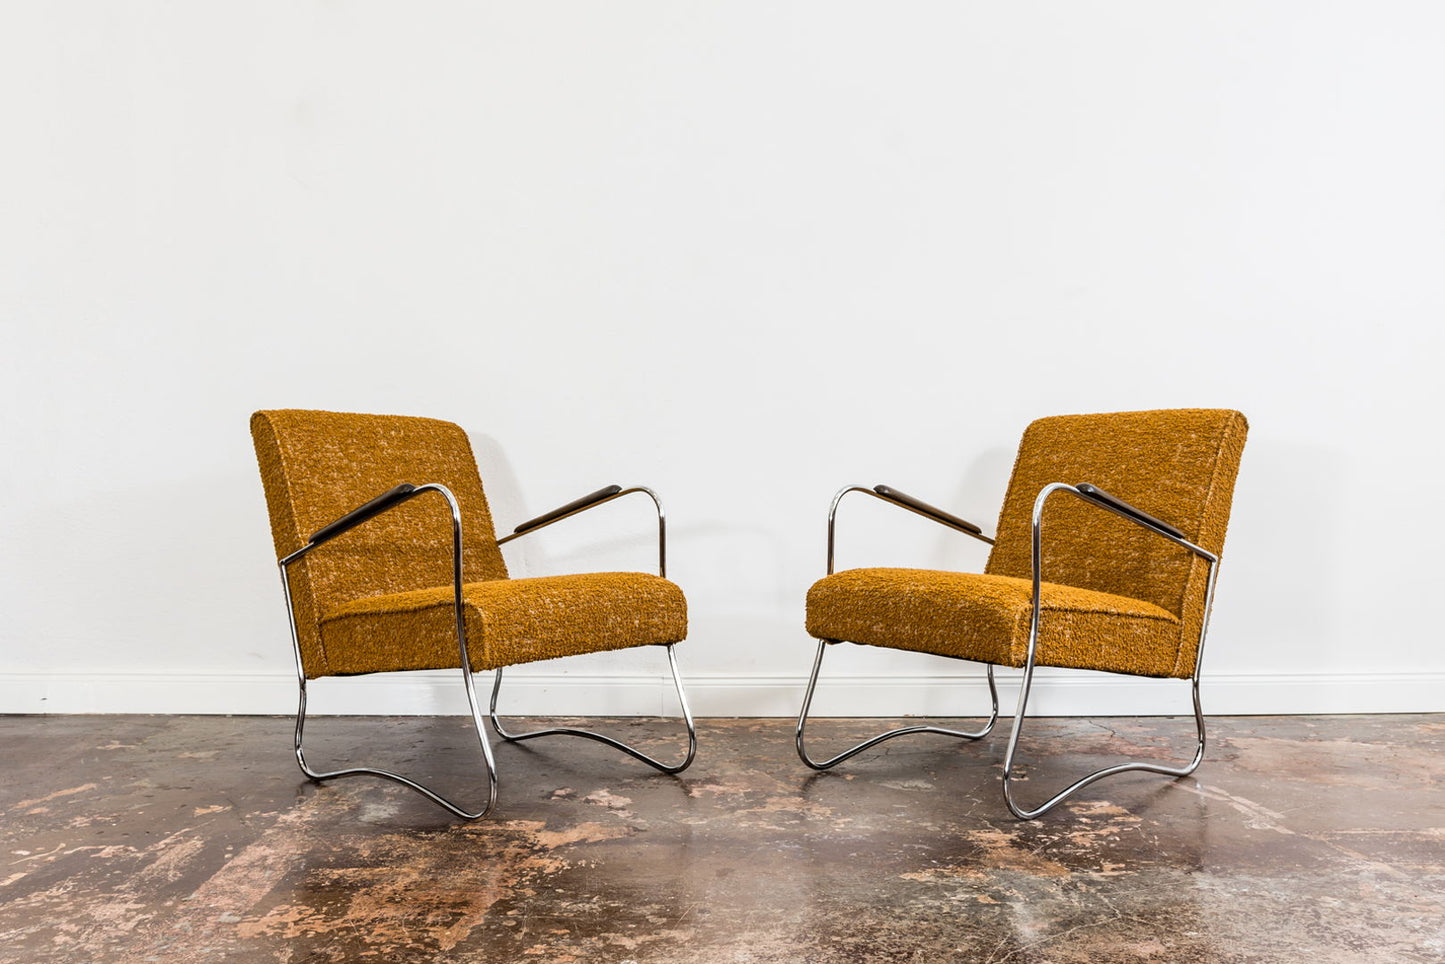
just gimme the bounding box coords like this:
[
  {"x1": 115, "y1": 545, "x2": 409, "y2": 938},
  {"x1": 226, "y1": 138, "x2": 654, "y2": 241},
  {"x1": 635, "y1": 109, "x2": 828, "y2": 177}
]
[
  {"x1": 251, "y1": 410, "x2": 509, "y2": 678},
  {"x1": 985, "y1": 409, "x2": 1248, "y2": 676}
]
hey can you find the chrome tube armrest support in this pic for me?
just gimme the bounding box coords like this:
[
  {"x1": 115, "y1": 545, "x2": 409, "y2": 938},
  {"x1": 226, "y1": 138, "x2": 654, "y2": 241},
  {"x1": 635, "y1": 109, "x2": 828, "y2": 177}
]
[
  {"x1": 275, "y1": 483, "x2": 498, "y2": 820},
  {"x1": 1026, "y1": 481, "x2": 1218, "y2": 666},
  {"x1": 827, "y1": 484, "x2": 994, "y2": 576},
  {"x1": 1027, "y1": 482, "x2": 1217, "y2": 652},
  {"x1": 1001, "y1": 481, "x2": 1222, "y2": 818},
  {"x1": 280, "y1": 483, "x2": 470, "y2": 687},
  {"x1": 496, "y1": 485, "x2": 667, "y2": 578},
  {"x1": 278, "y1": 482, "x2": 469, "y2": 682},
  {"x1": 278, "y1": 483, "x2": 467, "y2": 654},
  {"x1": 1027, "y1": 480, "x2": 1218, "y2": 676}
]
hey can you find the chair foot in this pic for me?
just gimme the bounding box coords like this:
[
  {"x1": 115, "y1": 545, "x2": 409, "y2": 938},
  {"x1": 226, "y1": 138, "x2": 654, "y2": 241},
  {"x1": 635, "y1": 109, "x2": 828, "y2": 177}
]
[
  {"x1": 293, "y1": 666, "x2": 499, "y2": 821},
  {"x1": 488, "y1": 643, "x2": 697, "y2": 775},
  {"x1": 1001, "y1": 667, "x2": 1207, "y2": 819},
  {"x1": 795, "y1": 639, "x2": 999, "y2": 770}
]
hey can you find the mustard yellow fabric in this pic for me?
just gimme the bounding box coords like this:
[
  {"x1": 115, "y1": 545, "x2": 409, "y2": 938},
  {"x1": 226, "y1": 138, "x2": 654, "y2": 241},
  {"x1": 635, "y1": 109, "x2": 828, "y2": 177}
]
[
  {"x1": 806, "y1": 409, "x2": 1248, "y2": 679},
  {"x1": 251, "y1": 410, "x2": 686, "y2": 678},
  {"x1": 320, "y1": 572, "x2": 686, "y2": 674},
  {"x1": 807, "y1": 568, "x2": 1181, "y2": 676}
]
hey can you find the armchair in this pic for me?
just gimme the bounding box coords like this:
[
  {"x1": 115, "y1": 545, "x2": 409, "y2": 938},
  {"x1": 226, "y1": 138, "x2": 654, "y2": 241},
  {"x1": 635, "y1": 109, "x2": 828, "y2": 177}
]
[
  {"x1": 252, "y1": 409, "x2": 695, "y2": 820},
  {"x1": 797, "y1": 409, "x2": 1249, "y2": 818}
]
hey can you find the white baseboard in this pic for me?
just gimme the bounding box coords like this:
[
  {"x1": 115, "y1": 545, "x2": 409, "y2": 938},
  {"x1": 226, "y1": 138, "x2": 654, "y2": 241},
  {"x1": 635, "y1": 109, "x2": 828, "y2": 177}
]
[{"x1": 1, "y1": 669, "x2": 1441, "y2": 717}]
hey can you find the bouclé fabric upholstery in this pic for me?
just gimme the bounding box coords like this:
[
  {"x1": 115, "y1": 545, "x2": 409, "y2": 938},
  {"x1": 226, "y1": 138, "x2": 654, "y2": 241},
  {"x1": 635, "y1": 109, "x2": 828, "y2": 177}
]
[
  {"x1": 806, "y1": 409, "x2": 1247, "y2": 679},
  {"x1": 321, "y1": 572, "x2": 686, "y2": 674}
]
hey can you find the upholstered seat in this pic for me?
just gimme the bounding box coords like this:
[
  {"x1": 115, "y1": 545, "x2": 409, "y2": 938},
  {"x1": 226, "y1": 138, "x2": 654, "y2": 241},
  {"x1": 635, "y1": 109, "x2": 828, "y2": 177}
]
[
  {"x1": 320, "y1": 572, "x2": 687, "y2": 675},
  {"x1": 806, "y1": 568, "x2": 1181, "y2": 678}
]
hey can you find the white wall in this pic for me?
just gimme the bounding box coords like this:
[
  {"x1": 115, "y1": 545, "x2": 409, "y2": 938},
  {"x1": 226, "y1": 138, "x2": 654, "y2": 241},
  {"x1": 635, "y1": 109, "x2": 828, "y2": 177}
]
[{"x1": 2, "y1": 2, "x2": 1442, "y2": 717}]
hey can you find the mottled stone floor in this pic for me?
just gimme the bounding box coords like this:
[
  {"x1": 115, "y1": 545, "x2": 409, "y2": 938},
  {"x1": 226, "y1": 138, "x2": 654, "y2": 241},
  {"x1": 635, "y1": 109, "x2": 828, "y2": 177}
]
[{"x1": 0, "y1": 714, "x2": 1441, "y2": 963}]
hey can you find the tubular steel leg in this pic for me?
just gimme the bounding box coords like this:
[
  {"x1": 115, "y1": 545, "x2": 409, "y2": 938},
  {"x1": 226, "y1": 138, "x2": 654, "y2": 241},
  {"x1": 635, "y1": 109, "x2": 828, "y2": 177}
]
[
  {"x1": 795, "y1": 639, "x2": 999, "y2": 771},
  {"x1": 283, "y1": 562, "x2": 499, "y2": 821},
  {"x1": 488, "y1": 643, "x2": 697, "y2": 774},
  {"x1": 1000, "y1": 658, "x2": 1207, "y2": 819},
  {"x1": 1001, "y1": 498, "x2": 1220, "y2": 819},
  {"x1": 293, "y1": 669, "x2": 499, "y2": 821}
]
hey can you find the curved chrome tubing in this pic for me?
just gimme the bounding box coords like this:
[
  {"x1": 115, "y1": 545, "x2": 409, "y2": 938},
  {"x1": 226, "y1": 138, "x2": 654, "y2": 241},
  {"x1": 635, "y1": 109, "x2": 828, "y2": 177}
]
[
  {"x1": 806, "y1": 481, "x2": 1223, "y2": 818},
  {"x1": 278, "y1": 481, "x2": 695, "y2": 819},
  {"x1": 827, "y1": 485, "x2": 995, "y2": 575},
  {"x1": 1000, "y1": 671, "x2": 1207, "y2": 820},
  {"x1": 1000, "y1": 482, "x2": 1221, "y2": 819},
  {"x1": 292, "y1": 673, "x2": 499, "y2": 821},
  {"x1": 491, "y1": 485, "x2": 695, "y2": 773},
  {"x1": 796, "y1": 639, "x2": 999, "y2": 770},
  {"x1": 489, "y1": 643, "x2": 698, "y2": 774},
  {"x1": 799, "y1": 484, "x2": 999, "y2": 770},
  {"x1": 280, "y1": 483, "x2": 499, "y2": 821},
  {"x1": 496, "y1": 485, "x2": 667, "y2": 578}
]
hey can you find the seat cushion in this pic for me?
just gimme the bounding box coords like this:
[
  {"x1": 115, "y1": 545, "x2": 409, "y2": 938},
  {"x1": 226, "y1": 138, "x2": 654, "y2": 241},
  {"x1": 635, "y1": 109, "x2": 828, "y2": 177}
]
[
  {"x1": 316, "y1": 572, "x2": 686, "y2": 676},
  {"x1": 806, "y1": 568, "x2": 1187, "y2": 678}
]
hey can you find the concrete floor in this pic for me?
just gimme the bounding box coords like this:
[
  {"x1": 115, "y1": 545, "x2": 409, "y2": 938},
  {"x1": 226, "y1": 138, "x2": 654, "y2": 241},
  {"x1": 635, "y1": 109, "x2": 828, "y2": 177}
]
[{"x1": 0, "y1": 714, "x2": 1441, "y2": 963}]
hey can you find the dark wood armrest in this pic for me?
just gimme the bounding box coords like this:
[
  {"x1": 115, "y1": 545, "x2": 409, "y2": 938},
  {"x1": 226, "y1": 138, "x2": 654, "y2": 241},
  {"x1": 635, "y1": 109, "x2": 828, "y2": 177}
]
[
  {"x1": 513, "y1": 485, "x2": 624, "y2": 535},
  {"x1": 873, "y1": 484, "x2": 984, "y2": 535},
  {"x1": 310, "y1": 483, "x2": 420, "y2": 547}
]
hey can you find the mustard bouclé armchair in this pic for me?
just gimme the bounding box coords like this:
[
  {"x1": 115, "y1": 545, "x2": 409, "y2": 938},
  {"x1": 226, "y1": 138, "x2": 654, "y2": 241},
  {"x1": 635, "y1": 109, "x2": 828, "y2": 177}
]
[
  {"x1": 252, "y1": 409, "x2": 695, "y2": 820},
  {"x1": 797, "y1": 409, "x2": 1248, "y2": 818}
]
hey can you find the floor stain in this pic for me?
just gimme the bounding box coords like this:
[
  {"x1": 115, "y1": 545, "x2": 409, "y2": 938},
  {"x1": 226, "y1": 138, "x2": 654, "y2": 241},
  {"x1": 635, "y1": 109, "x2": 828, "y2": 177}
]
[{"x1": 0, "y1": 714, "x2": 1440, "y2": 963}]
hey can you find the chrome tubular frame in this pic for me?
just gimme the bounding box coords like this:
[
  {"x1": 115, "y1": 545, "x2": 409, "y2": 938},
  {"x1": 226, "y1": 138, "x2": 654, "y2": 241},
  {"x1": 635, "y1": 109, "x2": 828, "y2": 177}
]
[
  {"x1": 825, "y1": 485, "x2": 995, "y2": 575},
  {"x1": 1001, "y1": 482, "x2": 1221, "y2": 819},
  {"x1": 491, "y1": 485, "x2": 697, "y2": 773},
  {"x1": 496, "y1": 485, "x2": 666, "y2": 578},
  {"x1": 796, "y1": 640, "x2": 999, "y2": 769},
  {"x1": 796, "y1": 485, "x2": 1000, "y2": 770},
  {"x1": 279, "y1": 483, "x2": 498, "y2": 821},
  {"x1": 489, "y1": 644, "x2": 697, "y2": 773}
]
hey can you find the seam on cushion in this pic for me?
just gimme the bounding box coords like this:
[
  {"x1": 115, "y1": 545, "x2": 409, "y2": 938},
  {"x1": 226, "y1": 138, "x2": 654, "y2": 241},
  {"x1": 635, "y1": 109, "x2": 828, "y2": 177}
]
[
  {"x1": 1011, "y1": 600, "x2": 1175, "y2": 668},
  {"x1": 321, "y1": 572, "x2": 673, "y2": 622},
  {"x1": 322, "y1": 586, "x2": 493, "y2": 623},
  {"x1": 458, "y1": 429, "x2": 509, "y2": 582},
  {"x1": 984, "y1": 420, "x2": 1036, "y2": 573},
  {"x1": 1173, "y1": 410, "x2": 1231, "y2": 545},
  {"x1": 318, "y1": 597, "x2": 486, "y2": 640},
  {"x1": 262, "y1": 413, "x2": 334, "y2": 678},
  {"x1": 1044, "y1": 600, "x2": 1178, "y2": 623},
  {"x1": 823, "y1": 569, "x2": 1178, "y2": 621},
  {"x1": 320, "y1": 601, "x2": 458, "y2": 624},
  {"x1": 1196, "y1": 411, "x2": 1244, "y2": 556},
  {"x1": 1009, "y1": 602, "x2": 1032, "y2": 665},
  {"x1": 319, "y1": 601, "x2": 493, "y2": 671},
  {"x1": 1168, "y1": 410, "x2": 1244, "y2": 677},
  {"x1": 255, "y1": 414, "x2": 305, "y2": 554}
]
